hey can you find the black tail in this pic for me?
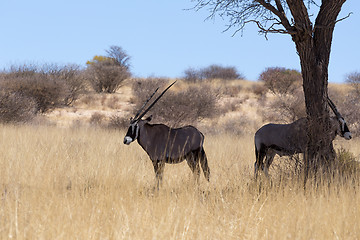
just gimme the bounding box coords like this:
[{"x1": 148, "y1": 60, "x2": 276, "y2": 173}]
[
  {"x1": 254, "y1": 144, "x2": 259, "y2": 177},
  {"x1": 200, "y1": 148, "x2": 210, "y2": 181}
]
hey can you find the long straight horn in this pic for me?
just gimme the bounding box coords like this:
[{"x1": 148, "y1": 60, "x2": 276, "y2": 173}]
[
  {"x1": 135, "y1": 81, "x2": 176, "y2": 121},
  {"x1": 132, "y1": 87, "x2": 159, "y2": 122},
  {"x1": 327, "y1": 96, "x2": 343, "y2": 119}
]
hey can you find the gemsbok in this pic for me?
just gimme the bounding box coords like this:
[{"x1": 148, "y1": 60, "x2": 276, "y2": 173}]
[
  {"x1": 254, "y1": 96, "x2": 352, "y2": 176},
  {"x1": 123, "y1": 81, "x2": 210, "y2": 187}
]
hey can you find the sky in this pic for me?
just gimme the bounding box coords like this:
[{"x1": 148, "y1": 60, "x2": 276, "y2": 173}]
[{"x1": 0, "y1": 1, "x2": 359, "y2": 82}]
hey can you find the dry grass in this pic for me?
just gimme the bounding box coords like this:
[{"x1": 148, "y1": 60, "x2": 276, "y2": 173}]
[{"x1": 0, "y1": 124, "x2": 359, "y2": 239}]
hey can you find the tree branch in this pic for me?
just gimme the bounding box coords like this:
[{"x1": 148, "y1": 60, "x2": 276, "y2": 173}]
[
  {"x1": 244, "y1": 19, "x2": 291, "y2": 39},
  {"x1": 255, "y1": 0, "x2": 294, "y2": 33},
  {"x1": 335, "y1": 12, "x2": 353, "y2": 24}
]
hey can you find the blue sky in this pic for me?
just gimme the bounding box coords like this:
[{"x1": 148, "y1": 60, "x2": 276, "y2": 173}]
[{"x1": 0, "y1": 1, "x2": 359, "y2": 82}]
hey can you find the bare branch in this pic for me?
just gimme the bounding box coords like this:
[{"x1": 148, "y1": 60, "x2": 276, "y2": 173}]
[
  {"x1": 255, "y1": 0, "x2": 293, "y2": 32},
  {"x1": 312, "y1": 12, "x2": 352, "y2": 32},
  {"x1": 335, "y1": 12, "x2": 353, "y2": 24},
  {"x1": 244, "y1": 19, "x2": 291, "y2": 39}
]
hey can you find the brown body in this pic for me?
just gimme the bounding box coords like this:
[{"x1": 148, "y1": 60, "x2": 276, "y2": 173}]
[
  {"x1": 254, "y1": 115, "x2": 351, "y2": 176},
  {"x1": 124, "y1": 118, "x2": 210, "y2": 186},
  {"x1": 123, "y1": 81, "x2": 210, "y2": 186}
]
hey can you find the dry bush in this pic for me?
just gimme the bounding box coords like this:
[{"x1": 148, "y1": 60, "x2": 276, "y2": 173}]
[
  {"x1": 0, "y1": 91, "x2": 37, "y2": 123},
  {"x1": 131, "y1": 78, "x2": 219, "y2": 127},
  {"x1": 251, "y1": 83, "x2": 267, "y2": 97},
  {"x1": 259, "y1": 67, "x2": 302, "y2": 95},
  {"x1": 329, "y1": 85, "x2": 360, "y2": 136},
  {"x1": 89, "y1": 112, "x2": 105, "y2": 125},
  {"x1": 261, "y1": 88, "x2": 306, "y2": 123},
  {"x1": 346, "y1": 71, "x2": 360, "y2": 95},
  {"x1": 183, "y1": 67, "x2": 199, "y2": 82},
  {"x1": 131, "y1": 78, "x2": 168, "y2": 103},
  {"x1": 201, "y1": 64, "x2": 244, "y2": 80},
  {"x1": 1, "y1": 67, "x2": 70, "y2": 113},
  {"x1": 183, "y1": 64, "x2": 244, "y2": 82},
  {"x1": 221, "y1": 85, "x2": 243, "y2": 97},
  {"x1": 0, "y1": 64, "x2": 87, "y2": 116},
  {"x1": 259, "y1": 67, "x2": 305, "y2": 123},
  {"x1": 334, "y1": 147, "x2": 360, "y2": 177},
  {"x1": 86, "y1": 61, "x2": 130, "y2": 93},
  {"x1": 108, "y1": 114, "x2": 130, "y2": 129},
  {"x1": 86, "y1": 46, "x2": 131, "y2": 93},
  {"x1": 56, "y1": 65, "x2": 87, "y2": 106}
]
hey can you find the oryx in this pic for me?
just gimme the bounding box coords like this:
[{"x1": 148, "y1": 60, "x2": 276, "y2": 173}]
[
  {"x1": 123, "y1": 81, "x2": 210, "y2": 186},
  {"x1": 254, "y1": 97, "x2": 352, "y2": 176}
]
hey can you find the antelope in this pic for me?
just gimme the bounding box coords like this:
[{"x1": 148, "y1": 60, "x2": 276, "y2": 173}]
[
  {"x1": 123, "y1": 81, "x2": 210, "y2": 187},
  {"x1": 254, "y1": 97, "x2": 352, "y2": 176}
]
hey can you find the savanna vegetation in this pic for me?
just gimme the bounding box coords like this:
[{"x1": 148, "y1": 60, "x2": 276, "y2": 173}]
[
  {"x1": 0, "y1": 124, "x2": 359, "y2": 239},
  {"x1": 0, "y1": 46, "x2": 359, "y2": 238}
]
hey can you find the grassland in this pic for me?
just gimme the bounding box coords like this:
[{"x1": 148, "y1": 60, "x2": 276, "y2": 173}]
[{"x1": 0, "y1": 124, "x2": 359, "y2": 239}]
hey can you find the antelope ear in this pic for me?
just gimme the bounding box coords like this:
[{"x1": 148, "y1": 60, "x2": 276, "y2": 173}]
[{"x1": 145, "y1": 115, "x2": 152, "y2": 122}]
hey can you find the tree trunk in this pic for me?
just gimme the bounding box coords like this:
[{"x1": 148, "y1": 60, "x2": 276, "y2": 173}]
[
  {"x1": 287, "y1": 0, "x2": 346, "y2": 179},
  {"x1": 296, "y1": 38, "x2": 335, "y2": 177}
]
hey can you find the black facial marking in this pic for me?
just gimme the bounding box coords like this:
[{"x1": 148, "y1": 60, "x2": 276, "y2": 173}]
[{"x1": 125, "y1": 124, "x2": 138, "y2": 139}]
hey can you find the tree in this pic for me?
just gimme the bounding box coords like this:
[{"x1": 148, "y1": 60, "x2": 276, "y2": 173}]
[
  {"x1": 106, "y1": 45, "x2": 131, "y2": 69},
  {"x1": 86, "y1": 46, "x2": 131, "y2": 93},
  {"x1": 194, "y1": 0, "x2": 349, "y2": 178}
]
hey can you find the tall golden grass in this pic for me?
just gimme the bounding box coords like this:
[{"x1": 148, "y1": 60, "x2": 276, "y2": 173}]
[{"x1": 0, "y1": 124, "x2": 359, "y2": 239}]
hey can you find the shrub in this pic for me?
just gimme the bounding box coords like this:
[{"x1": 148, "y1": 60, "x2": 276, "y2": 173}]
[
  {"x1": 0, "y1": 64, "x2": 88, "y2": 113},
  {"x1": 334, "y1": 147, "x2": 360, "y2": 178},
  {"x1": 56, "y1": 65, "x2": 87, "y2": 106},
  {"x1": 86, "y1": 59, "x2": 130, "y2": 93},
  {"x1": 108, "y1": 114, "x2": 130, "y2": 130},
  {"x1": 346, "y1": 71, "x2": 360, "y2": 95},
  {"x1": 183, "y1": 67, "x2": 199, "y2": 82},
  {"x1": 0, "y1": 65, "x2": 71, "y2": 113},
  {"x1": 259, "y1": 67, "x2": 302, "y2": 95},
  {"x1": 86, "y1": 46, "x2": 131, "y2": 93},
  {"x1": 201, "y1": 64, "x2": 243, "y2": 80},
  {"x1": 0, "y1": 91, "x2": 37, "y2": 123},
  {"x1": 183, "y1": 64, "x2": 244, "y2": 82},
  {"x1": 131, "y1": 78, "x2": 218, "y2": 127},
  {"x1": 131, "y1": 78, "x2": 168, "y2": 102},
  {"x1": 328, "y1": 85, "x2": 360, "y2": 136},
  {"x1": 251, "y1": 83, "x2": 267, "y2": 96},
  {"x1": 262, "y1": 88, "x2": 306, "y2": 123},
  {"x1": 259, "y1": 67, "x2": 305, "y2": 123}
]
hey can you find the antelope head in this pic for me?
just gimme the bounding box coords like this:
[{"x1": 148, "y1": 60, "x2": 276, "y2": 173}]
[
  {"x1": 327, "y1": 96, "x2": 352, "y2": 140},
  {"x1": 123, "y1": 81, "x2": 176, "y2": 144}
]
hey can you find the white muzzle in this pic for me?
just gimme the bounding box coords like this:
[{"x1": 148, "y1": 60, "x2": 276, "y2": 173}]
[{"x1": 123, "y1": 136, "x2": 133, "y2": 145}]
